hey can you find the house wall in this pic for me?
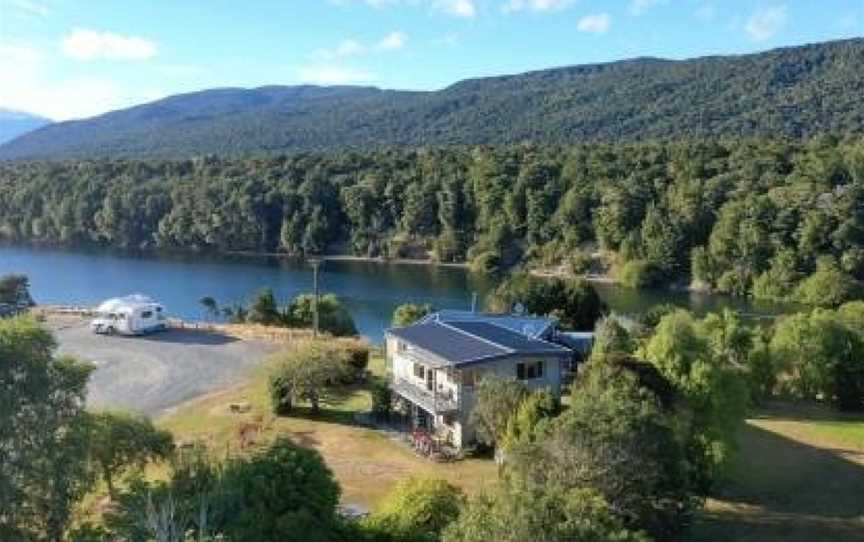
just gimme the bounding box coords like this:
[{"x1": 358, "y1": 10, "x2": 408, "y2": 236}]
[
  {"x1": 456, "y1": 354, "x2": 562, "y2": 446},
  {"x1": 387, "y1": 334, "x2": 565, "y2": 450}
]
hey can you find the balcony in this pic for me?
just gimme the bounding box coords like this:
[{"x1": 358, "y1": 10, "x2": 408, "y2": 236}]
[{"x1": 392, "y1": 377, "x2": 459, "y2": 414}]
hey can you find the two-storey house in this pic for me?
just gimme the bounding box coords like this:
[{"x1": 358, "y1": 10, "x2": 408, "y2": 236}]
[{"x1": 385, "y1": 311, "x2": 575, "y2": 450}]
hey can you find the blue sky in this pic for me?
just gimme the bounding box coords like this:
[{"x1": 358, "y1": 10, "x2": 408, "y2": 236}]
[{"x1": 0, "y1": 0, "x2": 861, "y2": 120}]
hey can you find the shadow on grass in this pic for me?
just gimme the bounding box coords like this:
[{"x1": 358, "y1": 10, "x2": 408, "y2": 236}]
[
  {"x1": 692, "y1": 421, "x2": 864, "y2": 542},
  {"x1": 279, "y1": 405, "x2": 361, "y2": 426},
  {"x1": 750, "y1": 399, "x2": 864, "y2": 424}
]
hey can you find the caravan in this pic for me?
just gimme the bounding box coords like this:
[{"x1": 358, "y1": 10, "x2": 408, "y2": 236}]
[{"x1": 90, "y1": 294, "x2": 167, "y2": 336}]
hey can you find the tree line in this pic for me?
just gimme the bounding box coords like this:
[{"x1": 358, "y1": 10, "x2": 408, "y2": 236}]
[{"x1": 2, "y1": 136, "x2": 864, "y2": 306}]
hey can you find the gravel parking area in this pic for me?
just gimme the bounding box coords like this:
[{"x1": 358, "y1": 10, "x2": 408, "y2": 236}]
[{"x1": 50, "y1": 317, "x2": 279, "y2": 416}]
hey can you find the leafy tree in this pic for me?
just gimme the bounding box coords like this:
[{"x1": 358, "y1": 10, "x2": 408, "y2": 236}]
[
  {"x1": 770, "y1": 308, "x2": 864, "y2": 410},
  {"x1": 371, "y1": 380, "x2": 394, "y2": 421},
  {"x1": 363, "y1": 478, "x2": 465, "y2": 542},
  {"x1": 247, "y1": 288, "x2": 281, "y2": 325},
  {"x1": 284, "y1": 293, "x2": 358, "y2": 336},
  {"x1": 468, "y1": 376, "x2": 528, "y2": 451},
  {"x1": 442, "y1": 485, "x2": 649, "y2": 542},
  {"x1": 268, "y1": 341, "x2": 351, "y2": 414},
  {"x1": 590, "y1": 316, "x2": 634, "y2": 358},
  {"x1": 0, "y1": 274, "x2": 34, "y2": 306},
  {"x1": 793, "y1": 257, "x2": 862, "y2": 308},
  {"x1": 505, "y1": 355, "x2": 701, "y2": 540},
  {"x1": 500, "y1": 389, "x2": 559, "y2": 450},
  {"x1": 488, "y1": 273, "x2": 606, "y2": 330},
  {"x1": 0, "y1": 317, "x2": 94, "y2": 542},
  {"x1": 752, "y1": 249, "x2": 801, "y2": 300},
  {"x1": 391, "y1": 303, "x2": 433, "y2": 327},
  {"x1": 216, "y1": 438, "x2": 343, "y2": 541},
  {"x1": 89, "y1": 411, "x2": 174, "y2": 499},
  {"x1": 644, "y1": 310, "x2": 749, "y2": 483},
  {"x1": 105, "y1": 438, "x2": 344, "y2": 542},
  {"x1": 198, "y1": 296, "x2": 218, "y2": 321},
  {"x1": 618, "y1": 259, "x2": 663, "y2": 289}
]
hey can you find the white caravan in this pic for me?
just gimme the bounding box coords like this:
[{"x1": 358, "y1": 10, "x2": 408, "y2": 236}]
[{"x1": 90, "y1": 294, "x2": 167, "y2": 335}]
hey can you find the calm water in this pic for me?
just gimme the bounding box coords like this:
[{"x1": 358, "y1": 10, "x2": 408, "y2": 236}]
[{"x1": 0, "y1": 245, "x2": 793, "y2": 341}]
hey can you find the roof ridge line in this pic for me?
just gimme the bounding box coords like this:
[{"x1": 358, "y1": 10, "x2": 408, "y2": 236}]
[
  {"x1": 474, "y1": 320, "x2": 567, "y2": 350},
  {"x1": 437, "y1": 321, "x2": 514, "y2": 354}
]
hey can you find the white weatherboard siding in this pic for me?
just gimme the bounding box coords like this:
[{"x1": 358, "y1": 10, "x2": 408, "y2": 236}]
[{"x1": 387, "y1": 336, "x2": 564, "y2": 449}]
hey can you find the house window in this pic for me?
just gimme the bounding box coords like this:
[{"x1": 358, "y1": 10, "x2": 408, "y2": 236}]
[
  {"x1": 397, "y1": 341, "x2": 407, "y2": 352},
  {"x1": 141, "y1": 310, "x2": 153, "y2": 319},
  {"x1": 461, "y1": 369, "x2": 481, "y2": 388},
  {"x1": 413, "y1": 362, "x2": 426, "y2": 380},
  {"x1": 517, "y1": 361, "x2": 544, "y2": 381}
]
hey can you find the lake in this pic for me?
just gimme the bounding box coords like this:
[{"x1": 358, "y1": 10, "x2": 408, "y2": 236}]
[{"x1": 0, "y1": 245, "x2": 793, "y2": 341}]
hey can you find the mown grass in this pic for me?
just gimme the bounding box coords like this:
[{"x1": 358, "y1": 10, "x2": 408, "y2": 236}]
[
  {"x1": 156, "y1": 352, "x2": 497, "y2": 508},
  {"x1": 692, "y1": 401, "x2": 864, "y2": 542}
]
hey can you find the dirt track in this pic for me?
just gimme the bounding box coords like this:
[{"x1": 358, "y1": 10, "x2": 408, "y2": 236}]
[{"x1": 49, "y1": 316, "x2": 279, "y2": 416}]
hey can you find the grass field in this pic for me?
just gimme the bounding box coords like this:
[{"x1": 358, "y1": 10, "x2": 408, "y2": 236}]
[
  {"x1": 692, "y1": 402, "x2": 864, "y2": 542},
  {"x1": 156, "y1": 355, "x2": 497, "y2": 508}
]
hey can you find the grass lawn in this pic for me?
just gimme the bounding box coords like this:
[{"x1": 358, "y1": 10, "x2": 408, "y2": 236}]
[
  {"x1": 691, "y1": 401, "x2": 864, "y2": 542},
  {"x1": 157, "y1": 355, "x2": 497, "y2": 508}
]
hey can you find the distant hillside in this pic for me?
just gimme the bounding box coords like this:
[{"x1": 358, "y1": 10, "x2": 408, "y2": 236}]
[
  {"x1": 0, "y1": 109, "x2": 51, "y2": 146},
  {"x1": 1, "y1": 38, "x2": 863, "y2": 159}
]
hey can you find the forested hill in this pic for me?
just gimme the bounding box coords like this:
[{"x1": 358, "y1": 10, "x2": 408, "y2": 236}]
[
  {"x1": 2, "y1": 137, "x2": 864, "y2": 307},
  {"x1": 2, "y1": 38, "x2": 864, "y2": 159}
]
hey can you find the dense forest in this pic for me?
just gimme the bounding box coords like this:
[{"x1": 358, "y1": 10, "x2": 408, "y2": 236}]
[
  {"x1": 1, "y1": 38, "x2": 863, "y2": 159},
  {"x1": 2, "y1": 135, "x2": 864, "y2": 305}
]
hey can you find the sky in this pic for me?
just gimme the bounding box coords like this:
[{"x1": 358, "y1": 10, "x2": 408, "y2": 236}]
[{"x1": 0, "y1": 0, "x2": 862, "y2": 121}]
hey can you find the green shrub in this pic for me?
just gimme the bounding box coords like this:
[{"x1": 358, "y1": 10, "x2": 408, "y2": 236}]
[
  {"x1": 568, "y1": 249, "x2": 593, "y2": 275},
  {"x1": 469, "y1": 250, "x2": 501, "y2": 275},
  {"x1": 371, "y1": 380, "x2": 393, "y2": 421},
  {"x1": 391, "y1": 303, "x2": 433, "y2": 327},
  {"x1": 618, "y1": 259, "x2": 661, "y2": 289},
  {"x1": 364, "y1": 477, "x2": 465, "y2": 542}
]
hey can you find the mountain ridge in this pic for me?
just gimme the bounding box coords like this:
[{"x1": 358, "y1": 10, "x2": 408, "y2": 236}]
[
  {"x1": 0, "y1": 109, "x2": 52, "y2": 146},
  {"x1": 1, "y1": 37, "x2": 863, "y2": 160}
]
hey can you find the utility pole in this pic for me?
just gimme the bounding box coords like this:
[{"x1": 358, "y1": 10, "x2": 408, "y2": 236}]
[{"x1": 309, "y1": 258, "x2": 322, "y2": 338}]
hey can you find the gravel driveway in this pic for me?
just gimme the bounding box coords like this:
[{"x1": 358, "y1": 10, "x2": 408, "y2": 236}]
[{"x1": 50, "y1": 318, "x2": 279, "y2": 416}]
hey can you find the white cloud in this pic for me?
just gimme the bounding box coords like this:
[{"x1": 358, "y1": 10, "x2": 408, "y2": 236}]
[
  {"x1": 432, "y1": 0, "x2": 475, "y2": 17},
  {"x1": 61, "y1": 28, "x2": 157, "y2": 61},
  {"x1": 296, "y1": 66, "x2": 376, "y2": 85},
  {"x1": 628, "y1": 0, "x2": 666, "y2": 16},
  {"x1": 312, "y1": 31, "x2": 407, "y2": 59},
  {"x1": 0, "y1": 40, "x2": 159, "y2": 119},
  {"x1": 375, "y1": 31, "x2": 407, "y2": 51},
  {"x1": 745, "y1": 5, "x2": 786, "y2": 41},
  {"x1": 577, "y1": 12, "x2": 611, "y2": 34},
  {"x1": 502, "y1": 0, "x2": 575, "y2": 13},
  {"x1": 6, "y1": 0, "x2": 51, "y2": 16}
]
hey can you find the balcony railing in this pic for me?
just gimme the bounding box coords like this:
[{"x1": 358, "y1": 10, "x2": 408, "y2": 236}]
[{"x1": 392, "y1": 377, "x2": 459, "y2": 414}]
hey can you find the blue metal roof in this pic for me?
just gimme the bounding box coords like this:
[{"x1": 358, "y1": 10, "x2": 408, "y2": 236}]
[
  {"x1": 388, "y1": 321, "x2": 509, "y2": 365},
  {"x1": 387, "y1": 316, "x2": 571, "y2": 366},
  {"x1": 445, "y1": 321, "x2": 570, "y2": 355},
  {"x1": 420, "y1": 310, "x2": 555, "y2": 338}
]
